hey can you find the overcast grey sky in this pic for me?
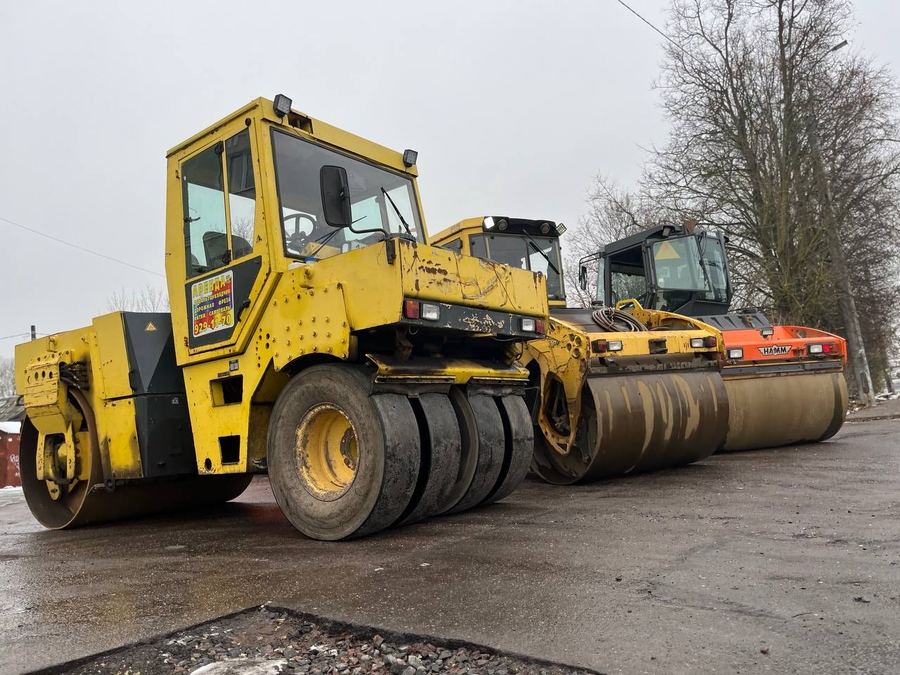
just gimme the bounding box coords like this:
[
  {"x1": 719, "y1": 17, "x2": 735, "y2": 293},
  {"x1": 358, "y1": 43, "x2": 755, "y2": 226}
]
[{"x1": 1, "y1": 0, "x2": 897, "y2": 356}]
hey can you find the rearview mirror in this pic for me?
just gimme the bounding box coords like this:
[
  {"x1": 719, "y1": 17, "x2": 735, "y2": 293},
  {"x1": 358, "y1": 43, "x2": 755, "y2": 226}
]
[
  {"x1": 578, "y1": 264, "x2": 588, "y2": 290},
  {"x1": 320, "y1": 165, "x2": 352, "y2": 227}
]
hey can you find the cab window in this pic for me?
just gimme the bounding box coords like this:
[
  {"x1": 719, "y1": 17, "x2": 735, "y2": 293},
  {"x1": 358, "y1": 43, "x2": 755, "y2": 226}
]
[
  {"x1": 469, "y1": 235, "x2": 487, "y2": 259},
  {"x1": 441, "y1": 238, "x2": 463, "y2": 253},
  {"x1": 699, "y1": 235, "x2": 729, "y2": 303},
  {"x1": 468, "y1": 233, "x2": 564, "y2": 299},
  {"x1": 182, "y1": 129, "x2": 256, "y2": 278},
  {"x1": 607, "y1": 246, "x2": 648, "y2": 304},
  {"x1": 651, "y1": 238, "x2": 704, "y2": 291}
]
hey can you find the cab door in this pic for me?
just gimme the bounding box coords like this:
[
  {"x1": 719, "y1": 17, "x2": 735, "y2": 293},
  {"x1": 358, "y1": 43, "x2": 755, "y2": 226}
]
[{"x1": 180, "y1": 126, "x2": 266, "y2": 354}]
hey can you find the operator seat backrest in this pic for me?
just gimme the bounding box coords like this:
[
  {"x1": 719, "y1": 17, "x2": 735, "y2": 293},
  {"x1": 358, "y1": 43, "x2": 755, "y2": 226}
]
[
  {"x1": 232, "y1": 234, "x2": 252, "y2": 259},
  {"x1": 202, "y1": 231, "x2": 229, "y2": 270}
]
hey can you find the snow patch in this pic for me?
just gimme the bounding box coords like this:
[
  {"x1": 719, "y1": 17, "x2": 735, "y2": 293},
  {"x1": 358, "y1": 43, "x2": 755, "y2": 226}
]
[
  {"x1": 0, "y1": 422, "x2": 20, "y2": 435},
  {"x1": 190, "y1": 659, "x2": 287, "y2": 675}
]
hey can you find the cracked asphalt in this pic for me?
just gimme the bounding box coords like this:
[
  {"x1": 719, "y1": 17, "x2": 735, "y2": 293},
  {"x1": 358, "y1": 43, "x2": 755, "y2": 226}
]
[{"x1": 2, "y1": 417, "x2": 899, "y2": 675}]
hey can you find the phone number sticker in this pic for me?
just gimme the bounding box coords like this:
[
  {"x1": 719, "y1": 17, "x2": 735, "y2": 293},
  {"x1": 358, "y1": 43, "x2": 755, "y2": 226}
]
[{"x1": 192, "y1": 270, "x2": 235, "y2": 337}]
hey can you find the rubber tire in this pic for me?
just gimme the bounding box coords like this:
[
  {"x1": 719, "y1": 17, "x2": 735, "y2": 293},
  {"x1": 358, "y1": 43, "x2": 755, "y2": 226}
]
[
  {"x1": 482, "y1": 395, "x2": 534, "y2": 505},
  {"x1": 395, "y1": 393, "x2": 462, "y2": 525},
  {"x1": 441, "y1": 390, "x2": 505, "y2": 515},
  {"x1": 268, "y1": 364, "x2": 420, "y2": 540}
]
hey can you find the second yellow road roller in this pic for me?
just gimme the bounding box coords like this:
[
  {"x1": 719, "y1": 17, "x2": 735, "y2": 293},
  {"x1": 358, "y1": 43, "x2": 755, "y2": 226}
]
[{"x1": 433, "y1": 217, "x2": 729, "y2": 484}]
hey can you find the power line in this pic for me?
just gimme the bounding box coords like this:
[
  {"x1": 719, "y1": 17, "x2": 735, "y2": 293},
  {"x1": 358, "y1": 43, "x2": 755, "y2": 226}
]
[
  {"x1": 0, "y1": 215, "x2": 165, "y2": 278},
  {"x1": 613, "y1": 0, "x2": 688, "y2": 55},
  {"x1": 0, "y1": 332, "x2": 49, "y2": 341}
]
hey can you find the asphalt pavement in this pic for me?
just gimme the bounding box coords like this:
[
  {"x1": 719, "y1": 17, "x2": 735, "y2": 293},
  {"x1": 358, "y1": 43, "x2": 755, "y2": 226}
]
[{"x1": 2, "y1": 417, "x2": 899, "y2": 675}]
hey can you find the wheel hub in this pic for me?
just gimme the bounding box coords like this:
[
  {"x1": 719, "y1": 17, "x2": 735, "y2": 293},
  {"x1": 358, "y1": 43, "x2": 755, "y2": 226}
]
[{"x1": 296, "y1": 404, "x2": 359, "y2": 501}]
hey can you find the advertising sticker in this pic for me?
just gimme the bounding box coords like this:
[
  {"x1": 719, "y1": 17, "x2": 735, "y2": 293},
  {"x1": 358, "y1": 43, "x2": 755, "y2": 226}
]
[{"x1": 192, "y1": 270, "x2": 235, "y2": 338}]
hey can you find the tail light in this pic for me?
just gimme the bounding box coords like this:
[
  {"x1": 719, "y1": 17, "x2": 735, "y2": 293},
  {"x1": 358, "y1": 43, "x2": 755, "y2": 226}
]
[
  {"x1": 808, "y1": 343, "x2": 837, "y2": 355},
  {"x1": 592, "y1": 339, "x2": 624, "y2": 353},
  {"x1": 403, "y1": 299, "x2": 420, "y2": 319},
  {"x1": 403, "y1": 300, "x2": 441, "y2": 321},
  {"x1": 521, "y1": 317, "x2": 545, "y2": 334}
]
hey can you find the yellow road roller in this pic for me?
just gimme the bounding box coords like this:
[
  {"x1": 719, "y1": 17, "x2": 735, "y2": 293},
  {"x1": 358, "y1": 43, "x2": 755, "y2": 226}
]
[
  {"x1": 14, "y1": 96, "x2": 549, "y2": 540},
  {"x1": 432, "y1": 217, "x2": 729, "y2": 484},
  {"x1": 584, "y1": 223, "x2": 848, "y2": 451}
]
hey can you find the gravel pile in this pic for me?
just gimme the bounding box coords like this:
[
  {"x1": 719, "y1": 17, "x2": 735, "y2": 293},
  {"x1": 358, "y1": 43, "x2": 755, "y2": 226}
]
[{"x1": 52, "y1": 606, "x2": 596, "y2": 675}]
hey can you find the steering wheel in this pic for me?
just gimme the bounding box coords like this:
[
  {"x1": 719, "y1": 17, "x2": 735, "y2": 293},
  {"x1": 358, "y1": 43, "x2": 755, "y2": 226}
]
[{"x1": 283, "y1": 213, "x2": 316, "y2": 254}]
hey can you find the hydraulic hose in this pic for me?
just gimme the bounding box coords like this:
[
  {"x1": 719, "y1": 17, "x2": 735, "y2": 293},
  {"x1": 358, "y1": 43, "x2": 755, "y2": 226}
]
[{"x1": 591, "y1": 306, "x2": 648, "y2": 332}]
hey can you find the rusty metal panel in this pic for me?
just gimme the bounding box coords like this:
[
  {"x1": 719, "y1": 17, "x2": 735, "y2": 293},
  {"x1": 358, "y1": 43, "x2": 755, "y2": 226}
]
[{"x1": 0, "y1": 431, "x2": 22, "y2": 488}]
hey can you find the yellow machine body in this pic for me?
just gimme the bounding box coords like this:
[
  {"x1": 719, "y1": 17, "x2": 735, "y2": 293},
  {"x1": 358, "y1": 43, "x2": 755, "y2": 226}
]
[
  {"x1": 15, "y1": 99, "x2": 549, "y2": 538},
  {"x1": 432, "y1": 217, "x2": 730, "y2": 484}
]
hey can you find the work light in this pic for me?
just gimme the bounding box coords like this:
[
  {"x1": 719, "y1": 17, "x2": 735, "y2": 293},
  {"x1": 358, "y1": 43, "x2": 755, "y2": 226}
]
[{"x1": 273, "y1": 94, "x2": 292, "y2": 118}]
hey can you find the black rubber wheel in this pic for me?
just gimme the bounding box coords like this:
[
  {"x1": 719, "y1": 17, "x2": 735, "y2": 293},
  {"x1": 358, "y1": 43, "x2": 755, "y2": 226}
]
[
  {"x1": 441, "y1": 389, "x2": 505, "y2": 515},
  {"x1": 395, "y1": 393, "x2": 462, "y2": 526},
  {"x1": 482, "y1": 395, "x2": 534, "y2": 505},
  {"x1": 267, "y1": 364, "x2": 420, "y2": 540}
]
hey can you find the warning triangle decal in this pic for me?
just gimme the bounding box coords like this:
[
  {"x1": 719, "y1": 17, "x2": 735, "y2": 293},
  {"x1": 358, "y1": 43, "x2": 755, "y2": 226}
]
[
  {"x1": 145, "y1": 322, "x2": 157, "y2": 332},
  {"x1": 654, "y1": 241, "x2": 681, "y2": 260}
]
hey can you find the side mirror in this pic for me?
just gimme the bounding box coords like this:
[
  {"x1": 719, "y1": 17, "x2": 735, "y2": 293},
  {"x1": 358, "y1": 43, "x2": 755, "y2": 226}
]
[
  {"x1": 320, "y1": 165, "x2": 352, "y2": 227},
  {"x1": 578, "y1": 264, "x2": 588, "y2": 290}
]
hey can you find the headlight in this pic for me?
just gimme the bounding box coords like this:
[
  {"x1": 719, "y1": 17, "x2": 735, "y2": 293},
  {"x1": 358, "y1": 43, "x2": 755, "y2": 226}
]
[
  {"x1": 421, "y1": 303, "x2": 440, "y2": 321},
  {"x1": 727, "y1": 348, "x2": 743, "y2": 359},
  {"x1": 690, "y1": 336, "x2": 717, "y2": 349}
]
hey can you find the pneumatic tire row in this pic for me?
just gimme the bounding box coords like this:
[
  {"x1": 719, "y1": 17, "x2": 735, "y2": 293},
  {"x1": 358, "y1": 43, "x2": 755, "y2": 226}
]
[{"x1": 267, "y1": 364, "x2": 533, "y2": 540}]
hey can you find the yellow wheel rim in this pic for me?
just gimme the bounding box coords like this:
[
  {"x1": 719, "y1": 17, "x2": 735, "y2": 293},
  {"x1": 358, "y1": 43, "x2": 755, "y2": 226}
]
[{"x1": 296, "y1": 404, "x2": 359, "y2": 500}]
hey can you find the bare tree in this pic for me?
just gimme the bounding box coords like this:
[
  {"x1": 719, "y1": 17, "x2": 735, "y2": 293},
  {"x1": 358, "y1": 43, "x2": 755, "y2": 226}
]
[
  {"x1": 564, "y1": 176, "x2": 665, "y2": 307},
  {"x1": 639, "y1": 0, "x2": 900, "y2": 399},
  {"x1": 0, "y1": 356, "x2": 15, "y2": 398},
  {"x1": 231, "y1": 216, "x2": 255, "y2": 244},
  {"x1": 106, "y1": 284, "x2": 170, "y2": 313}
]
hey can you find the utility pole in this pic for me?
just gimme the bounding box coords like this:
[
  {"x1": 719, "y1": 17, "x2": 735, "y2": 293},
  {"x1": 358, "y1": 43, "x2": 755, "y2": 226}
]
[
  {"x1": 807, "y1": 117, "x2": 877, "y2": 407},
  {"x1": 30, "y1": 325, "x2": 36, "y2": 341}
]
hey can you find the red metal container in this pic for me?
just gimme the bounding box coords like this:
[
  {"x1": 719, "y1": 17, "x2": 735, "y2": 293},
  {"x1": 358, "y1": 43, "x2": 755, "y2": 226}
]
[{"x1": 0, "y1": 430, "x2": 21, "y2": 487}]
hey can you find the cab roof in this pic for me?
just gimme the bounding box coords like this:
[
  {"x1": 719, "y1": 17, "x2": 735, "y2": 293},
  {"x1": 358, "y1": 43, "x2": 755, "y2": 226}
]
[
  {"x1": 166, "y1": 96, "x2": 417, "y2": 176},
  {"x1": 435, "y1": 216, "x2": 563, "y2": 244}
]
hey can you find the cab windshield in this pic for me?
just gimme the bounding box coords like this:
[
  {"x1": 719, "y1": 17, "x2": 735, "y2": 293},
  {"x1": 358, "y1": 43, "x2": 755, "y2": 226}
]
[
  {"x1": 271, "y1": 129, "x2": 422, "y2": 259},
  {"x1": 651, "y1": 237, "x2": 706, "y2": 292},
  {"x1": 469, "y1": 233, "x2": 564, "y2": 299}
]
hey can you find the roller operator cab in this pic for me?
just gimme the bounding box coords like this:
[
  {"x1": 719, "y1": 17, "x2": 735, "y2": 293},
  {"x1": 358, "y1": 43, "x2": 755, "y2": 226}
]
[
  {"x1": 433, "y1": 217, "x2": 730, "y2": 484},
  {"x1": 587, "y1": 223, "x2": 848, "y2": 451},
  {"x1": 14, "y1": 96, "x2": 549, "y2": 540}
]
